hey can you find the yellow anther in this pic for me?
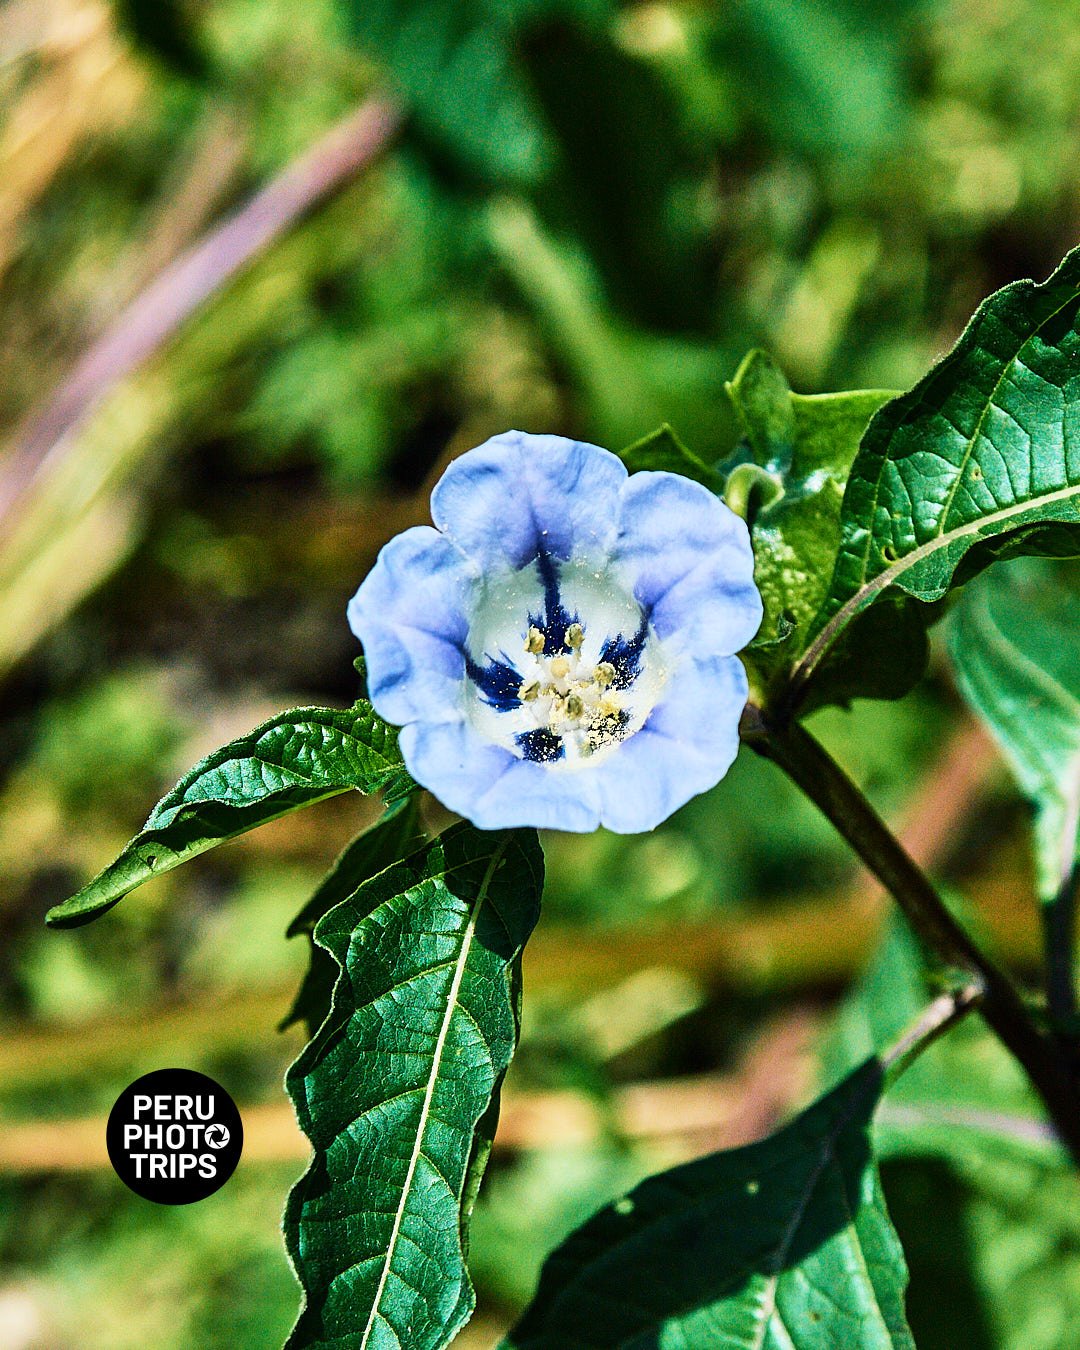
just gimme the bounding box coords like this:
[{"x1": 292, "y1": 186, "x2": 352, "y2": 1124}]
[{"x1": 513, "y1": 608, "x2": 642, "y2": 760}]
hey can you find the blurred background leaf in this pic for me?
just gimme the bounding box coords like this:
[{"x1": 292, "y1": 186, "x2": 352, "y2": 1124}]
[
  {"x1": 948, "y1": 556, "x2": 1080, "y2": 1028},
  {"x1": 949, "y1": 558, "x2": 1080, "y2": 905}
]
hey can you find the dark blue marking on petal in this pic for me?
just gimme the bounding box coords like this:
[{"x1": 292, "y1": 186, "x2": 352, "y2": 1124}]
[
  {"x1": 517, "y1": 727, "x2": 564, "y2": 763},
  {"x1": 600, "y1": 613, "x2": 649, "y2": 690},
  {"x1": 465, "y1": 652, "x2": 523, "y2": 712},
  {"x1": 529, "y1": 550, "x2": 578, "y2": 654}
]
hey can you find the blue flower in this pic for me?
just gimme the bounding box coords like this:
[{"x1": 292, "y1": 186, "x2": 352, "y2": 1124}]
[{"x1": 348, "y1": 431, "x2": 762, "y2": 833}]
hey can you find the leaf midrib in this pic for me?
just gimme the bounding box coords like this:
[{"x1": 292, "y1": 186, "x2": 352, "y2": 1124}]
[
  {"x1": 794, "y1": 478, "x2": 1080, "y2": 691},
  {"x1": 854, "y1": 278, "x2": 1080, "y2": 600},
  {"x1": 751, "y1": 1132, "x2": 856, "y2": 1349},
  {"x1": 358, "y1": 838, "x2": 508, "y2": 1349},
  {"x1": 754, "y1": 1120, "x2": 902, "y2": 1350}
]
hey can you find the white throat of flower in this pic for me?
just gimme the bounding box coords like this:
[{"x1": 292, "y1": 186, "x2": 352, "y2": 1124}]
[{"x1": 463, "y1": 558, "x2": 667, "y2": 769}]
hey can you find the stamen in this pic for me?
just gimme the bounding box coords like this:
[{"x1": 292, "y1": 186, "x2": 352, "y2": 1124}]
[{"x1": 499, "y1": 607, "x2": 650, "y2": 765}]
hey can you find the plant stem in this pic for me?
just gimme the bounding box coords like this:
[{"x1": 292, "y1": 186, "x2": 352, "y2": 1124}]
[
  {"x1": 760, "y1": 717, "x2": 1080, "y2": 1163},
  {"x1": 1045, "y1": 865, "x2": 1079, "y2": 1031},
  {"x1": 881, "y1": 985, "x2": 982, "y2": 1083}
]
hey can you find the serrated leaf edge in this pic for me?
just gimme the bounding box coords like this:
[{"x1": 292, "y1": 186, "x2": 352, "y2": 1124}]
[
  {"x1": 286, "y1": 834, "x2": 515, "y2": 1350},
  {"x1": 147, "y1": 705, "x2": 399, "y2": 828},
  {"x1": 359, "y1": 839, "x2": 506, "y2": 1348}
]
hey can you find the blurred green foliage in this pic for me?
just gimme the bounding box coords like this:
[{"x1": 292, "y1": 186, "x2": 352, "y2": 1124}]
[{"x1": 1, "y1": 0, "x2": 1079, "y2": 1343}]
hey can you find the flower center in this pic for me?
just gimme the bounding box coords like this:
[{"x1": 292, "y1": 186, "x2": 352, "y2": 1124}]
[
  {"x1": 462, "y1": 554, "x2": 666, "y2": 768},
  {"x1": 517, "y1": 622, "x2": 627, "y2": 759}
]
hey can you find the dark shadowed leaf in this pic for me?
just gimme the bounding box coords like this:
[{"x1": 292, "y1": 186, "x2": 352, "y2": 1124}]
[
  {"x1": 46, "y1": 703, "x2": 406, "y2": 928},
  {"x1": 285, "y1": 824, "x2": 543, "y2": 1350},
  {"x1": 505, "y1": 1059, "x2": 913, "y2": 1349},
  {"x1": 280, "y1": 794, "x2": 424, "y2": 1037}
]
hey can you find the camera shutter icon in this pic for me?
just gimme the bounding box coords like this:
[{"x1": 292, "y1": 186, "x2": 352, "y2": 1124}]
[{"x1": 204, "y1": 1123, "x2": 231, "y2": 1150}]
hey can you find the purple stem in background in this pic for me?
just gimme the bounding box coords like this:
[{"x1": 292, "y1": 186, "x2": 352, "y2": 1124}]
[
  {"x1": 880, "y1": 1102, "x2": 1057, "y2": 1149},
  {"x1": 0, "y1": 96, "x2": 402, "y2": 531}
]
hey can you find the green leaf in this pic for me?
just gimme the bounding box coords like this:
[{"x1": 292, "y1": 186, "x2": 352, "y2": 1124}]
[
  {"x1": 726, "y1": 346, "x2": 800, "y2": 470},
  {"x1": 285, "y1": 823, "x2": 544, "y2": 1350},
  {"x1": 793, "y1": 246, "x2": 1080, "y2": 705},
  {"x1": 949, "y1": 558, "x2": 1080, "y2": 904},
  {"x1": 280, "y1": 794, "x2": 424, "y2": 1037},
  {"x1": 825, "y1": 909, "x2": 1061, "y2": 1161},
  {"x1": 46, "y1": 703, "x2": 405, "y2": 929},
  {"x1": 825, "y1": 915, "x2": 1080, "y2": 1350},
  {"x1": 505, "y1": 1059, "x2": 914, "y2": 1349},
  {"x1": 723, "y1": 350, "x2": 897, "y2": 705},
  {"x1": 618, "y1": 422, "x2": 721, "y2": 490}
]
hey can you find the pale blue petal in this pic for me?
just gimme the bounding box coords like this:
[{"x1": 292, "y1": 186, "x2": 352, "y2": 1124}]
[
  {"x1": 430, "y1": 431, "x2": 627, "y2": 570},
  {"x1": 400, "y1": 720, "x2": 602, "y2": 832},
  {"x1": 347, "y1": 526, "x2": 473, "y2": 727},
  {"x1": 588, "y1": 654, "x2": 748, "y2": 833},
  {"x1": 352, "y1": 436, "x2": 762, "y2": 835},
  {"x1": 611, "y1": 472, "x2": 762, "y2": 655}
]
